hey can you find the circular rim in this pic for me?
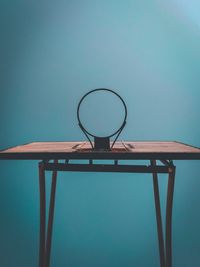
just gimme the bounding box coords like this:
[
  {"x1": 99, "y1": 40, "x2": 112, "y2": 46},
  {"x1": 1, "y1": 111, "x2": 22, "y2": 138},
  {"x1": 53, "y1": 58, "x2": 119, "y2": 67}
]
[{"x1": 77, "y1": 88, "x2": 127, "y2": 138}]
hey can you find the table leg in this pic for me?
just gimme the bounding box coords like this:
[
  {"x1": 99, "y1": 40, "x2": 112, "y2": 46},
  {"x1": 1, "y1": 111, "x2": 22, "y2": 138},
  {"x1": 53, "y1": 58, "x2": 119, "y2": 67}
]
[
  {"x1": 151, "y1": 161, "x2": 176, "y2": 267},
  {"x1": 39, "y1": 162, "x2": 46, "y2": 267},
  {"x1": 166, "y1": 166, "x2": 176, "y2": 267},
  {"x1": 151, "y1": 160, "x2": 165, "y2": 267},
  {"x1": 38, "y1": 161, "x2": 58, "y2": 267},
  {"x1": 45, "y1": 161, "x2": 58, "y2": 267}
]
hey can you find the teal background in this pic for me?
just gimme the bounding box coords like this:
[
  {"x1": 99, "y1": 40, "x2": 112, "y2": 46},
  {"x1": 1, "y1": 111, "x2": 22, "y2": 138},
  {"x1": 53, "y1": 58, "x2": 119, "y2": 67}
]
[{"x1": 1, "y1": 0, "x2": 200, "y2": 266}]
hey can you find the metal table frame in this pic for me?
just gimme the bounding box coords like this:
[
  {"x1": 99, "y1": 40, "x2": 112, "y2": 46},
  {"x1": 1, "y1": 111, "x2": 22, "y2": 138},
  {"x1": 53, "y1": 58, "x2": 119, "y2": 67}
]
[
  {"x1": 38, "y1": 158, "x2": 175, "y2": 267},
  {"x1": 2, "y1": 140, "x2": 200, "y2": 267}
]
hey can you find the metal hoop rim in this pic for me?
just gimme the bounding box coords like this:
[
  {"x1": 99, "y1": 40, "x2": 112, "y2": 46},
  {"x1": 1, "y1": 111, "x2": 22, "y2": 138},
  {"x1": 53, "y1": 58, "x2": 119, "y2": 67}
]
[{"x1": 77, "y1": 88, "x2": 127, "y2": 138}]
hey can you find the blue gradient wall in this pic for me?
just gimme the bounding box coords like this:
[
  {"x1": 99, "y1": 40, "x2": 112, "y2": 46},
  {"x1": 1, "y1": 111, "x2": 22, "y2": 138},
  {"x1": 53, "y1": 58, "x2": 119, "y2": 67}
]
[{"x1": 1, "y1": 1, "x2": 200, "y2": 266}]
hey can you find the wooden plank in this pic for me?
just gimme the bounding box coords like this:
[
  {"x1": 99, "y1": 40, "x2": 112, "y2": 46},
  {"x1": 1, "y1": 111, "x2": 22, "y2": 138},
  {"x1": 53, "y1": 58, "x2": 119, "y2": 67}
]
[
  {"x1": 0, "y1": 141, "x2": 200, "y2": 160},
  {"x1": 2, "y1": 141, "x2": 199, "y2": 153}
]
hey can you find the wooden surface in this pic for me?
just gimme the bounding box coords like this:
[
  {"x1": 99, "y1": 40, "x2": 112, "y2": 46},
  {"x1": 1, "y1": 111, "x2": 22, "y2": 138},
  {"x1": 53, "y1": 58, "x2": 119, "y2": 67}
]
[{"x1": 0, "y1": 141, "x2": 200, "y2": 160}]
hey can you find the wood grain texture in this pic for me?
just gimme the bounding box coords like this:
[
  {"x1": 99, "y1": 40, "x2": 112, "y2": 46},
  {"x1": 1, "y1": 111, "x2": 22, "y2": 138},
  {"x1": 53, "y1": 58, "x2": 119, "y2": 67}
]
[{"x1": 0, "y1": 141, "x2": 200, "y2": 160}]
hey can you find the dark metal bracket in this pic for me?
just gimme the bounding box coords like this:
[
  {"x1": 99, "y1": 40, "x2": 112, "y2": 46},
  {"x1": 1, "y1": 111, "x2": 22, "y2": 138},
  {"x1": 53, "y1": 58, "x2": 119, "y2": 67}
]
[{"x1": 94, "y1": 136, "x2": 110, "y2": 151}]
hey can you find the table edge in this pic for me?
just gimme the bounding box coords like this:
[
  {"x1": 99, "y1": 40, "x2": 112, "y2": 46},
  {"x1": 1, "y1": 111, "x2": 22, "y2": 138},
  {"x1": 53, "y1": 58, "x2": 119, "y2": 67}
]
[{"x1": 1, "y1": 151, "x2": 200, "y2": 160}]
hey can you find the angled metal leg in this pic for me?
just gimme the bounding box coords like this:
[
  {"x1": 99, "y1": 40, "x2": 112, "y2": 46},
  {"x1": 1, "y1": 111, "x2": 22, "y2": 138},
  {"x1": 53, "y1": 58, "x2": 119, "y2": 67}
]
[
  {"x1": 151, "y1": 160, "x2": 176, "y2": 267},
  {"x1": 39, "y1": 162, "x2": 46, "y2": 267},
  {"x1": 38, "y1": 160, "x2": 58, "y2": 267},
  {"x1": 45, "y1": 160, "x2": 58, "y2": 267},
  {"x1": 166, "y1": 165, "x2": 176, "y2": 267},
  {"x1": 151, "y1": 160, "x2": 165, "y2": 267}
]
